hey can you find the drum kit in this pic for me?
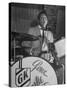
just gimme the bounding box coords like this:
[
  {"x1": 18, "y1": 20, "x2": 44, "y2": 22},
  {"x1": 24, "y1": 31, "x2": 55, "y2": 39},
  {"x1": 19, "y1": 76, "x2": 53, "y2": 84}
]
[
  {"x1": 10, "y1": 31, "x2": 65, "y2": 86},
  {"x1": 11, "y1": 31, "x2": 39, "y2": 59}
]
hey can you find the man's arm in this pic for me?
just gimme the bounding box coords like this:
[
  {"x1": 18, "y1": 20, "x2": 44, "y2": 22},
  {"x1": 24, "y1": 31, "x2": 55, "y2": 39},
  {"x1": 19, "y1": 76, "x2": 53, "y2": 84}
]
[
  {"x1": 28, "y1": 27, "x2": 42, "y2": 56},
  {"x1": 47, "y1": 31, "x2": 54, "y2": 43},
  {"x1": 21, "y1": 28, "x2": 33, "y2": 47}
]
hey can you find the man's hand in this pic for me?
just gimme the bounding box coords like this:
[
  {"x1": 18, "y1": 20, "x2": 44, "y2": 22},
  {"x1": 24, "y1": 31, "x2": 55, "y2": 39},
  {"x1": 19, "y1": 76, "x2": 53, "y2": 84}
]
[{"x1": 41, "y1": 53, "x2": 54, "y2": 63}]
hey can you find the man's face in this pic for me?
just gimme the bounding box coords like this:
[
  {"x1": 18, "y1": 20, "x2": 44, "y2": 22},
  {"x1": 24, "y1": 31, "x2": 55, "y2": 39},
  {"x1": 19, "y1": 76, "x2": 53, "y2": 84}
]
[{"x1": 39, "y1": 14, "x2": 48, "y2": 28}]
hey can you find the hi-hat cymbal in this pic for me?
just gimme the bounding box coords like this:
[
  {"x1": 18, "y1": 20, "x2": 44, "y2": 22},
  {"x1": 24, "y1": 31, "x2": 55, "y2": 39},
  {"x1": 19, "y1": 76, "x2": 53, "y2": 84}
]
[{"x1": 11, "y1": 32, "x2": 39, "y2": 41}]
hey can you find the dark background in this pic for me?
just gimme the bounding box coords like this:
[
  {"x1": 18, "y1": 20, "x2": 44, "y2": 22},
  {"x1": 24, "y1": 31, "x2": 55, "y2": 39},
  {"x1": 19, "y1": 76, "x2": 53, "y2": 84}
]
[{"x1": 10, "y1": 3, "x2": 65, "y2": 39}]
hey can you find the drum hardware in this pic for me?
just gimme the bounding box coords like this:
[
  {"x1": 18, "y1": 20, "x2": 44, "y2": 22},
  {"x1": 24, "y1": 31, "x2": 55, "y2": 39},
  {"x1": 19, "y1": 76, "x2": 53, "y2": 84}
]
[
  {"x1": 16, "y1": 55, "x2": 23, "y2": 69},
  {"x1": 11, "y1": 46, "x2": 31, "y2": 60}
]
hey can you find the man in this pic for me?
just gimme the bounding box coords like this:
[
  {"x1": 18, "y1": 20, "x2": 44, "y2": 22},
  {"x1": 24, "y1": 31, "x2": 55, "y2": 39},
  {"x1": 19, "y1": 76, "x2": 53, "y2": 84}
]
[{"x1": 25, "y1": 10, "x2": 54, "y2": 63}]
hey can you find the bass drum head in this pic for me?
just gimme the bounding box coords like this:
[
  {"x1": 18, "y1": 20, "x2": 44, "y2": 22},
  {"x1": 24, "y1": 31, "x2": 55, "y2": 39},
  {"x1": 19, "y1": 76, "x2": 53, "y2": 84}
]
[{"x1": 22, "y1": 57, "x2": 57, "y2": 86}]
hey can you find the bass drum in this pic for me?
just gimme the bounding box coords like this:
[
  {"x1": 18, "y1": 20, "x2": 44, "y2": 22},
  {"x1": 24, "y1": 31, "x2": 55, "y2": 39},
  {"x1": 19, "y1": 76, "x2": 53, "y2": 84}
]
[{"x1": 22, "y1": 57, "x2": 57, "y2": 86}]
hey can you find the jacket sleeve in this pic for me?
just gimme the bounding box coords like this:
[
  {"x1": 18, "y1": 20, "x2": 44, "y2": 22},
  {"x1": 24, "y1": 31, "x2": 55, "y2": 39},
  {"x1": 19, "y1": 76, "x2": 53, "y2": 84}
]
[
  {"x1": 28, "y1": 28, "x2": 34, "y2": 35},
  {"x1": 21, "y1": 28, "x2": 33, "y2": 47},
  {"x1": 47, "y1": 31, "x2": 54, "y2": 43}
]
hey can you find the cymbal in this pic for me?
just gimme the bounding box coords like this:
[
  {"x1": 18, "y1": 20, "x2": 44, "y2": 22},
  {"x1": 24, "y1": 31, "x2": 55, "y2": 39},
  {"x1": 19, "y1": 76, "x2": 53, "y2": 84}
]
[
  {"x1": 11, "y1": 32, "x2": 39, "y2": 41},
  {"x1": 12, "y1": 46, "x2": 31, "y2": 49}
]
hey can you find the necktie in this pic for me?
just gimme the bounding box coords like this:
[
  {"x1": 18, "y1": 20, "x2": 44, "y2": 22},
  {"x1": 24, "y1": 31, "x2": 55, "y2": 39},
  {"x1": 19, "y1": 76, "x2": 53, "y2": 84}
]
[{"x1": 42, "y1": 30, "x2": 44, "y2": 44}]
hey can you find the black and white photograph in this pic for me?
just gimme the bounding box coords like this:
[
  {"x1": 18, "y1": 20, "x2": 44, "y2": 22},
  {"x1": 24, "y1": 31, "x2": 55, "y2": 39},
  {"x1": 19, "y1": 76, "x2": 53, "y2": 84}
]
[{"x1": 9, "y1": 2, "x2": 65, "y2": 87}]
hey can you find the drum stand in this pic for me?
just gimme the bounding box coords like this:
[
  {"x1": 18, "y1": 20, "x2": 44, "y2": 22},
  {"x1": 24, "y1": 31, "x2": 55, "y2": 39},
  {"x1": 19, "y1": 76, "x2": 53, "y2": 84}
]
[{"x1": 13, "y1": 29, "x2": 16, "y2": 62}]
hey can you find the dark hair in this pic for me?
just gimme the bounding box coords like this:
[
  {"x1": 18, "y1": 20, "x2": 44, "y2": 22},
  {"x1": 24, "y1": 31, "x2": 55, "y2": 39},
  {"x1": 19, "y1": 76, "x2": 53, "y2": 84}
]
[{"x1": 38, "y1": 10, "x2": 47, "y2": 20}]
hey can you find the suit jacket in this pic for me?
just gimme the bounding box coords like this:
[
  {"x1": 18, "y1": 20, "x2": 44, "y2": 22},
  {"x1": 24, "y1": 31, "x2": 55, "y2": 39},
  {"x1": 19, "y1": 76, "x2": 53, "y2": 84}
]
[
  {"x1": 27, "y1": 26, "x2": 42, "y2": 56},
  {"x1": 22, "y1": 25, "x2": 54, "y2": 56}
]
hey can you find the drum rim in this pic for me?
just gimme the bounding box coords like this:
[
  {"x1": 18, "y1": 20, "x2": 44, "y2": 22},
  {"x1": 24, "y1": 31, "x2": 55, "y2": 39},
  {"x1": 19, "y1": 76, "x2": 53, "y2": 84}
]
[{"x1": 23, "y1": 56, "x2": 53, "y2": 68}]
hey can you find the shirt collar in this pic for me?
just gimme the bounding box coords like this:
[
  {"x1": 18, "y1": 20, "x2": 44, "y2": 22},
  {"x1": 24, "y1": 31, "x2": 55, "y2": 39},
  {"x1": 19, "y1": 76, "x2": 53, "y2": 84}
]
[
  {"x1": 38, "y1": 25, "x2": 47, "y2": 30},
  {"x1": 38, "y1": 25, "x2": 42, "y2": 29}
]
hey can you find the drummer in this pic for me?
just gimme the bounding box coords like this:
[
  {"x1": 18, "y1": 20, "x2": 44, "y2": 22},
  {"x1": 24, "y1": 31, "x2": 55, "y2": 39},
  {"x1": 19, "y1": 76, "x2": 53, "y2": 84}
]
[
  {"x1": 22, "y1": 11, "x2": 60, "y2": 66},
  {"x1": 22, "y1": 10, "x2": 55, "y2": 62}
]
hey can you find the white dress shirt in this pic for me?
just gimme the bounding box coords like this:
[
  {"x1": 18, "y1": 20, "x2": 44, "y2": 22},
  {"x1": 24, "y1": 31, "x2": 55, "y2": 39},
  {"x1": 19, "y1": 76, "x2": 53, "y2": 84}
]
[{"x1": 38, "y1": 25, "x2": 54, "y2": 51}]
